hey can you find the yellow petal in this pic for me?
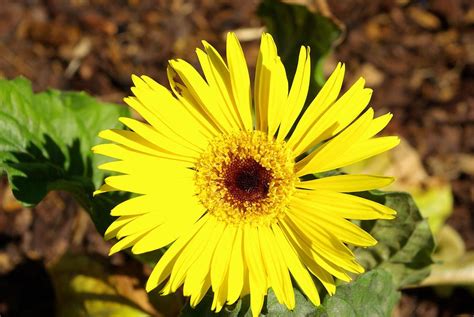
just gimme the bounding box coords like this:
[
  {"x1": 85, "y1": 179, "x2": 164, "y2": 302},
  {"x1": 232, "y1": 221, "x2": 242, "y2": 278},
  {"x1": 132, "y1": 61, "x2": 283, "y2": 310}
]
[
  {"x1": 250, "y1": 291, "x2": 265, "y2": 317},
  {"x1": 295, "y1": 108, "x2": 374, "y2": 176},
  {"x1": 243, "y1": 225, "x2": 267, "y2": 293},
  {"x1": 297, "y1": 174, "x2": 394, "y2": 192},
  {"x1": 135, "y1": 74, "x2": 216, "y2": 139},
  {"x1": 292, "y1": 76, "x2": 372, "y2": 156},
  {"x1": 93, "y1": 183, "x2": 116, "y2": 196},
  {"x1": 119, "y1": 117, "x2": 204, "y2": 155},
  {"x1": 211, "y1": 270, "x2": 229, "y2": 312},
  {"x1": 131, "y1": 205, "x2": 204, "y2": 254},
  {"x1": 283, "y1": 208, "x2": 364, "y2": 272},
  {"x1": 98, "y1": 158, "x2": 192, "y2": 178},
  {"x1": 283, "y1": 211, "x2": 358, "y2": 263},
  {"x1": 126, "y1": 81, "x2": 214, "y2": 143},
  {"x1": 92, "y1": 143, "x2": 185, "y2": 163},
  {"x1": 278, "y1": 221, "x2": 337, "y2": 295},
  {"x1": 288, "y1": 204, "x2": 377, "y2": 247},
  {"x1": 99, "y1": 129, "x2": 192, "y2": 159},
  {"x1": 226, "y1": 32, "x2": 253, "y2": 130},
  {"x1": 271, "y1": 223, "x2": 321, "y2": 305},
  {"x1": 211, "y1": 225, "x2": 237, "y2": 294},
  {"x1": 109, "y1": 231, "x2": 149, "y2": 255},
  {"x1": 104, "y1": 171, "x2": 194, "y2": 195},
  {"x1": 277, "y1": 46, "x2": 311, "y2": 141},
  {"x1": 129, "y1": 76, "x2": 213, "y2": 145},
  {"x1": 293, "y1": 189, "x2": 396, "y2": 220},
  {"x1": 190, "y1": 275, "x2": 212, "y2": 308},
  {"x1": 197, "y1": 45, "x2": 243, "y2": 129},
  {"x1": 168, "y1": 218, "x2": 216, "y2": 292},
  {"x1": 183, "y1": 220, "x2": 226, "y2": 300},
  {"x1": 226, "y1": 227, "x2": 244, "y2": 304},
  {"x1": 104, "y1": 215, "x2": 135, "y2": 240},
  {"x1": 259, "y1": 226, "x2": 295, "y2": 309},
  {"x1": 243, "y1": 225, "x2": 267, "y2": 317},
  {"x1": 279, "y1": 218, "x2": 355, "y2": 281},
  {"x1": 110, "y1": 194, "x2": 158, "y2": 216},
  {"x1": 287, "y1": 62, "x2": 344, "y2": 150},
  {"x1": 165, "y1": 70, "x2": 221, "y2": 137},
  {"x1": 146, "y1": 215, "x2": 209, "y2": 292},
  {"x1": 168, "y1": 58, "x2": 235, "y2": 133},
  {"x1": 254, "y1": 33, "x2": 288, "y2": 136},
  {"x1": 363, "y1": 112, "x2": 393, "y2": 139},
  {"x1": 116, "y1": 211, "x2": 164, "y2": 239},
  {"x1": 319, "y1": 136, "x2": 400, "y2": 171}
]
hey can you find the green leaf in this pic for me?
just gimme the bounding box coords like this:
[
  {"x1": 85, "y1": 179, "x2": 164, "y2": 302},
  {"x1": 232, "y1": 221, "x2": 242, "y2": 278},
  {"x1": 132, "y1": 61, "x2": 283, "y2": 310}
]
[
  {"x1": 355, "y1": 191, "x2": 436, "y2": 288},
  {"x1": 316, "y1": 269, "x2": 401, "y2": 317},
  {"x1": 265, "y1": 288, "x2": 317, "y2": 316},
  {"x1": 257, "y1": 0, "x2": 343, "y2": 97},
  {"x1": 0, "y1": 77, "x2": 129, "y2": 233}
]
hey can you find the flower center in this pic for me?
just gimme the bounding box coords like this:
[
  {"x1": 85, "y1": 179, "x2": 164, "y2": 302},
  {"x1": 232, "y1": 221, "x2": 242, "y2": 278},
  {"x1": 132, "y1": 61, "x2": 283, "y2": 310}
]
[
  {"x1": 194, "y1": 131, "x2": 297, "y2": 225},
  {"x1": 224, "y1": 157, "x2": 271, "y2": 204}
]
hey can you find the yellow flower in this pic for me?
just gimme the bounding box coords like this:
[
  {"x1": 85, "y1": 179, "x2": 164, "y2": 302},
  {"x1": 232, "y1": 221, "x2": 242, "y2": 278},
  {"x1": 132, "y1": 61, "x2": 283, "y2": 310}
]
[{"x1": 93, "y1": 32, "x2": 399, "y2": 316}]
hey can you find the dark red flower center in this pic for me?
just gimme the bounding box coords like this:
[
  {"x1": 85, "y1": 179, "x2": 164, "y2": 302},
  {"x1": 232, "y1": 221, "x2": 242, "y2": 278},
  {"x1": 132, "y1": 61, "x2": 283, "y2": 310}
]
[{"x1": 224, "y1": 157, "x2": 272, "y2": 203}]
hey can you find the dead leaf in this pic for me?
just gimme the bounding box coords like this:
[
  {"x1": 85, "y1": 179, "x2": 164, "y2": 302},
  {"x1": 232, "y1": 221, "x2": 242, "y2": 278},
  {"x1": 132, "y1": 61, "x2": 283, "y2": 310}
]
[
  {"x1": 49, "y1": 254, "x2": 159, "y2": 317},
  {"x1": 408, "y1": 7, "x2": 441, "y2": 30},
  {"x1": 1, "y1": 185, "x2": 23, "y2": 213}
]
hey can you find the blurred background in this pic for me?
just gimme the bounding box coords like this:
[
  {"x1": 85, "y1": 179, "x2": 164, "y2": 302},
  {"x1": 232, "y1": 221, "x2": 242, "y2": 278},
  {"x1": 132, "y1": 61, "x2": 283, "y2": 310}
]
[{"x1": 0, "y1": 0, "x2": 472, "y2": 316}]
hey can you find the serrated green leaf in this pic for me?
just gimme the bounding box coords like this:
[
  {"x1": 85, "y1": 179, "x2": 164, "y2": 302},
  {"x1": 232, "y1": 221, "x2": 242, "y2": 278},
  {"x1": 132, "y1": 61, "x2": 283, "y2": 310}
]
[
  {"x1": 355, "y1": 191, "x2": 435, "y2": 288},
  {"x1": 257, "y1": 0, "x2": 343, "y2": 97},
  {"x1": 316, "y1": 269, "x2": 401, "y2": 317},
  {"x1": 0, "y1": 77, "x2": 129, "y2": 233}
]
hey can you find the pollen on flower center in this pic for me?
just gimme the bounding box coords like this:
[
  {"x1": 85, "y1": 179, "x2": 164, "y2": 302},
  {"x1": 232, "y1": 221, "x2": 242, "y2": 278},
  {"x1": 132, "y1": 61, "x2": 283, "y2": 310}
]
[{"x1": 194, "y1": 131, "x2": 297, "y2": 225}]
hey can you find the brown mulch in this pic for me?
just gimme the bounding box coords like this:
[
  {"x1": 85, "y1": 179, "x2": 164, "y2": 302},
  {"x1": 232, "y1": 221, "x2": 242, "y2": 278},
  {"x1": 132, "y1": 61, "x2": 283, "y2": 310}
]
[
  {"x1": 0, "y1": 0, "x2": 473, "y2": 316},
  {"x1": 329, "y1": 0, "x2": 474, "y2": 253}
]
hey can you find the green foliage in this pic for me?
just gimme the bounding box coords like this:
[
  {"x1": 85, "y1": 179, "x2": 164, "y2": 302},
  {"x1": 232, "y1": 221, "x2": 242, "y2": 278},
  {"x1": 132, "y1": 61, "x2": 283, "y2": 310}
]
[
  {"x1": 315, "y1": 269, "x2": 400, "y2": 317},
  {"x1": 0, "y1": 77, "x2": 129, "y2": 233},
  {"x1": 258, "y1": 0, "x2": 343, "y2": 97},
  {"x1": 265, "y1": 288, "x2": 317, "y2": 316},
  {"x1": 355, "y1": 191, "x2": 436, "y2": 288}
]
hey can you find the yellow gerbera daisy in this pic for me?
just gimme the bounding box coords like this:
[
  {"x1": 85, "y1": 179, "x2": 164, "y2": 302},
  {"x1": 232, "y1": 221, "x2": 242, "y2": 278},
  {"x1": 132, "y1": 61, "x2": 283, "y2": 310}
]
[{"x1": 93, "y1": 32, "x2": 400, "y2": 316}]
